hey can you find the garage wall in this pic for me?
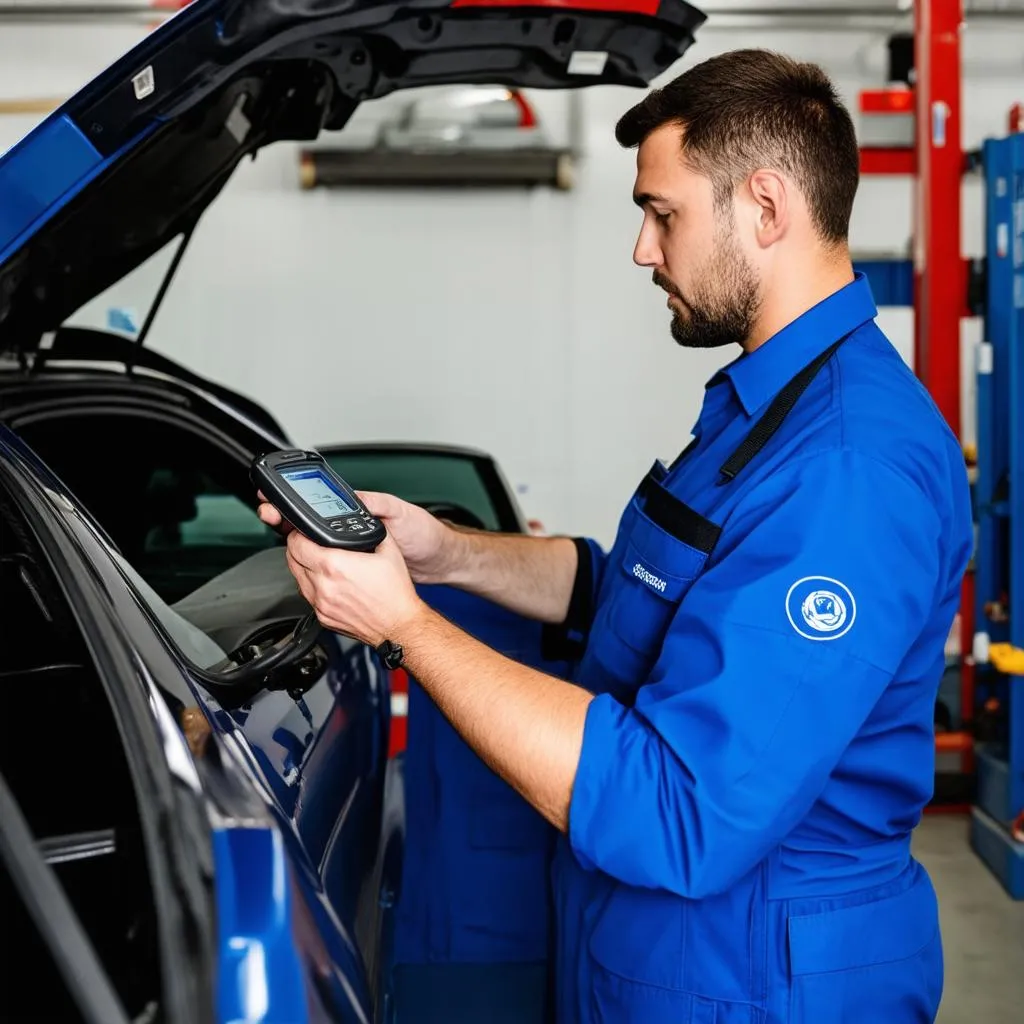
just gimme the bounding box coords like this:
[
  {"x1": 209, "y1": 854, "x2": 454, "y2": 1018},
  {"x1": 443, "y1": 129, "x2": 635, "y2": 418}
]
[{"x1": 1, "y1": 17, "x2": 1022, "y2": 547}]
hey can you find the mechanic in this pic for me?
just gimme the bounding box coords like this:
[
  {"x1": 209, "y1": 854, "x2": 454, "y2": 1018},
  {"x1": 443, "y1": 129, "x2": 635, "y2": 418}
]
[{"x1": 260, "y1": 49, "x2": 973, "y2": 1023}]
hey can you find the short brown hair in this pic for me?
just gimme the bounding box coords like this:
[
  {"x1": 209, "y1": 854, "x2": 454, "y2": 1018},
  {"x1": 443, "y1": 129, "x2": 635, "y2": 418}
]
[{"x1": 615, "y1": 49, "x2": 860, "y2": 245}]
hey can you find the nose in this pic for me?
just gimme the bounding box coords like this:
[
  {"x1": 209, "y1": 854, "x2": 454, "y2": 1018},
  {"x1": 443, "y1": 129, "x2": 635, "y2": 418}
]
[{"x1": 633, "y1": 217, "x2": 662, "y2": 268}]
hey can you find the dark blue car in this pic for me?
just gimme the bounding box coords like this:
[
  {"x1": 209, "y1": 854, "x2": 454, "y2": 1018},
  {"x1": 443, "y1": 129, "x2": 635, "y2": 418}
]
[{"x1": 0, "y1": 2, "x2": 704, "y2": 1021}]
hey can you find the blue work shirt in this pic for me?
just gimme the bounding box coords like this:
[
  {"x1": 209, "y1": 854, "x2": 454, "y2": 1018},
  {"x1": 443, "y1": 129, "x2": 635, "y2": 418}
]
[{"x1": 553, "y1": 273, "x2": 973, "y2": 1023}]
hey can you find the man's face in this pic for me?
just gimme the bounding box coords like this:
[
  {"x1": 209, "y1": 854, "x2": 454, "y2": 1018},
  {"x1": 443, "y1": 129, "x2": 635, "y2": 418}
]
[{"x1": 631, "y1": 123, "x2": 761, "y2": 350}]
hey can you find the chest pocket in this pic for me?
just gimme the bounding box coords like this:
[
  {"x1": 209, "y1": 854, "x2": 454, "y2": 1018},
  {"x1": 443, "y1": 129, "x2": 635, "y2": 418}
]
[{"x1": 585, "y1": 476, "x2": 722, "y2": 698}]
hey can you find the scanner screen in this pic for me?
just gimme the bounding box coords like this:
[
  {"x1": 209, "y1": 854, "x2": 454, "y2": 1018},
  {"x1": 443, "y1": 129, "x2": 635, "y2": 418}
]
[{"x1": 281, "y1": 468, "x2": 356, "y2": 519}]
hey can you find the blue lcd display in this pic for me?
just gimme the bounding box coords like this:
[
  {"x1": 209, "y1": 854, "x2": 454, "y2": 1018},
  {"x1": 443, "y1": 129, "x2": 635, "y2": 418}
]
[{"x1": 281, "y1": 468, "x2": 356, "y2": 519}]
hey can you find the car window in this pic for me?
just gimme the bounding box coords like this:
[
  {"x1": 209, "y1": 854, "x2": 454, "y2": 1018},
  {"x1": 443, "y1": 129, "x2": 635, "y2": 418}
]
[
  {"x1": 13, "y1": 413, "x2": 282, "y2": 607},
  {"x1": 143, "y1": 468, "x2": 277, "y2": 549},
  {"x1": 138, "y1": 466, "x2": 280, "y2": 604},
  {"x1": 321, "y1": 450, "x2": 505, "y2": 532}
]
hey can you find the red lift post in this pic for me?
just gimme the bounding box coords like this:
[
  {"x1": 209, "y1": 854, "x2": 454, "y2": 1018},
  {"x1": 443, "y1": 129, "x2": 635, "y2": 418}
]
[{"x1": 858, "y1": 0, "x2": 975, "y2": 794}]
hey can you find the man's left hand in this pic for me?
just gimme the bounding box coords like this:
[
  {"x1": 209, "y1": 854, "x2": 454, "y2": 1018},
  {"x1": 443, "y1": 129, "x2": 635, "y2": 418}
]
[
  {"x1": 266, "y1": 503, "x2": 590, "y2": 834},
  {"x1": 281, "y1": 527, "x2": 424, "y2": 647}
]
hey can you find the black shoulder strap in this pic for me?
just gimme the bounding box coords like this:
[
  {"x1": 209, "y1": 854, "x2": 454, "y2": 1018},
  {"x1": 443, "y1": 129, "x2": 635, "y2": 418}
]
[{"x1": 718, "y1": 336, "x2": 847, "y2": 484}]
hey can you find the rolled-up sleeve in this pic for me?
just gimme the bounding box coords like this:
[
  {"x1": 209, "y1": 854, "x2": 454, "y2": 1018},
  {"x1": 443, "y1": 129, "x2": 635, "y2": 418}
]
[
  {"x1": 567, "y1": 536, "x2": 607, "y2": 633},
  {"x1": 543, "y1": 536, "x2": 608, "y2": 661},
  {"x1": 568, "y1": 449, "x2": 943, "y2": 898}
]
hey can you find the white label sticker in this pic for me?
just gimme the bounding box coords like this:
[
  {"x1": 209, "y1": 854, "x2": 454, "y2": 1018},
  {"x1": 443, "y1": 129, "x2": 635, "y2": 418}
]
[
  {"x1": 977, "y1": 341, "x2": 994, "y2": 376},
  {"x1": 997, "y1": 223, "x2": 1009, "y2": 259},
  {"x1": 931, "y1": 100, "x2": 948, "y2": 148},
  {"x1": 132, "y1": 66, "x2": 155, "y2": 101},
  {"x1": 225, "y1": 94, "x2": 251, "y2": 144},
  {"x1": 568, "y1": 51, "x2": 608, "y2": 76}
]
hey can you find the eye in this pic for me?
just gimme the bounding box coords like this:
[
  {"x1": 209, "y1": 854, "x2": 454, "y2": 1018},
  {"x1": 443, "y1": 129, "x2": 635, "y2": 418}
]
[{"x1": 654, "y1": 210, "x2": 671, "y2": 225}]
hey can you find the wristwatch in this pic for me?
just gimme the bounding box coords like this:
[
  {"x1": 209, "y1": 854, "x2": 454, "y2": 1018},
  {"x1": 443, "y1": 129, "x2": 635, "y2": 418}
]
[{"x1": 376, "y1": 639, "x2": 405, "y2": 670}]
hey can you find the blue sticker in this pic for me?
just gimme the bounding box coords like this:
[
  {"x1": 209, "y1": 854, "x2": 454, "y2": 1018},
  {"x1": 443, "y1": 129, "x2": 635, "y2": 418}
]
[
  {"x1": 786, "y1": 576, "x2": 856, "y2": 641},
  {"x1": 107, "y1": 306, "x2": 138, "y2": 334}
]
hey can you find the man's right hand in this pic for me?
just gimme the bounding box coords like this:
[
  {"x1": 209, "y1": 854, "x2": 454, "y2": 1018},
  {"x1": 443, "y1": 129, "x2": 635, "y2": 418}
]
[
  {"x1": 352, "y1": 490, "x2": 462, "y2": 585},
  {"x1": 256, "y1": 489, "x2": 461, "y2": 586}
]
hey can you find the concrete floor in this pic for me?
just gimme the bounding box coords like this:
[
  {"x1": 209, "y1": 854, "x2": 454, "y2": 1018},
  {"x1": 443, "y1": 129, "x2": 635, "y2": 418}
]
[{"x1": 912, "y1": 815, "x2": 1024, "y2": 1023}]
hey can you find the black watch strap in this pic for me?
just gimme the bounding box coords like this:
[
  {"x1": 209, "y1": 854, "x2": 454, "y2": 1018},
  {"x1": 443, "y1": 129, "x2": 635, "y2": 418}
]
[{"x1": 377, "y1": 639, "x2": 405, "y2": 670}]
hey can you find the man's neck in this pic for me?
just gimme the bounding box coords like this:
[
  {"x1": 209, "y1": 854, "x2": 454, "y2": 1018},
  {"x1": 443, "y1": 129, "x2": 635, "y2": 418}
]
[{"x1": 744, "y1": 257, "x2": 855, "y2": 354}]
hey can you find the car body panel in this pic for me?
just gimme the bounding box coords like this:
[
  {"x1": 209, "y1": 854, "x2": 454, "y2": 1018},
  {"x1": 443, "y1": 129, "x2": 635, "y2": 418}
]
[
  {"x1": 0, "y1": 396, "x2": 398, "y2": 1021},
  {"x1": 318, "y1": 443, "x2": 578, "y2": 964},
  {"x1": 0, "y1": 0, "x2": 705, "y2": 350},
  {"x1": 0, "y1": 421, "x2": 218, "y2": 1023}
]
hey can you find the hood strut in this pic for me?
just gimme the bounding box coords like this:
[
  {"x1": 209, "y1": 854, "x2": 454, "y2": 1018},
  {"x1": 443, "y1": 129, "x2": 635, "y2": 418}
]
[{"x1": 129, "y1": 221, "x2": 196, "y2": 373}]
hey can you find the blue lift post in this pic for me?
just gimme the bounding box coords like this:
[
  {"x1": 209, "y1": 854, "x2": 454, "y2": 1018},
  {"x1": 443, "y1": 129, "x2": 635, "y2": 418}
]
[{"x1": 970, "y1": 130, "x2": 1024, "y2": 900}]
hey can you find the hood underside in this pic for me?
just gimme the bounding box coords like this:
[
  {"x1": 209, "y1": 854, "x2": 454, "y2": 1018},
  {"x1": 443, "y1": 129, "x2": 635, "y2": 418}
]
[{"x1": 0, "y1": 0, "x2": 705, "y2": 353}]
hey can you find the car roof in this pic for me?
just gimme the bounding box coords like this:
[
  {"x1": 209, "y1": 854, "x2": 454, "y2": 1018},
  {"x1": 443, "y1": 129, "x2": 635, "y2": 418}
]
[{"x1": 317, "y1": 441, "x2": 496, "y2": 461}]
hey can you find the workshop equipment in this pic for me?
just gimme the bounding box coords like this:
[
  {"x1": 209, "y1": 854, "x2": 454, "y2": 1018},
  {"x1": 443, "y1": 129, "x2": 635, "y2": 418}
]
[{"x1": 970, "y1": 129, "x2": 1024, "y2": 900}]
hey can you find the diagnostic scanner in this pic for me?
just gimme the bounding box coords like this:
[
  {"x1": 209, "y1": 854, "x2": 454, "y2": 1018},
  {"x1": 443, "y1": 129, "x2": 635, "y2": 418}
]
[{"x1": 251, "y1": 449, "x2": 387, "y2": 551}]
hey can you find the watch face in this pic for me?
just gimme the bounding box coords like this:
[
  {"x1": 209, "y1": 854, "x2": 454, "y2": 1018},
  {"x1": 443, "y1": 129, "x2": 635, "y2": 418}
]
[{"x1": 377, "y1": 639, "x2": 404, "y2": 669}]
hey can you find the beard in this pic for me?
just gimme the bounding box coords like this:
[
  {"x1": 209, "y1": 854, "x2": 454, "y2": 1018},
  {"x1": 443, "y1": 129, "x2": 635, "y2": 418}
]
[{"x1": 654, "y1": 227, "x2": 761, "y2": 350}]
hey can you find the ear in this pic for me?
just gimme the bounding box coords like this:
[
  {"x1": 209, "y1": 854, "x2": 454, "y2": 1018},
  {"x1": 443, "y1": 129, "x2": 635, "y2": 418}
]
[{"x1": 745, "y1": 169, "x2": 789, "y2": 249}]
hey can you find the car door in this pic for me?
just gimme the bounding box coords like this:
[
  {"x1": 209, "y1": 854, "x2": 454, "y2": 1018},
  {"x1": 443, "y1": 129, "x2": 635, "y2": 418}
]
[
  {"x1": 0, "y1": 418, "x2": 408, "y2": 1022},
  {"x1": 2, "y1": 394, "x2": 401, "y2": 1018},
  {"x1": 0, "y1": 424, "x2": 217, "y2": 1024}
]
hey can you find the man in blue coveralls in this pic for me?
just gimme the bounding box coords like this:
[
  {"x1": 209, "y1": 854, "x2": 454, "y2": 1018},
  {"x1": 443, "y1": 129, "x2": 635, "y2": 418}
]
[{"x1": 263, "y1": 49, "x2": 973, "y2": 1023}]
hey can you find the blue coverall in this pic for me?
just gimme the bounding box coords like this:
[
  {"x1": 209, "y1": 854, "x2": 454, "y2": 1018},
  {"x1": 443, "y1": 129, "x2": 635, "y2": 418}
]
[{"x1": 553, "y1": 274, "x2": 974, "y2": 1022}]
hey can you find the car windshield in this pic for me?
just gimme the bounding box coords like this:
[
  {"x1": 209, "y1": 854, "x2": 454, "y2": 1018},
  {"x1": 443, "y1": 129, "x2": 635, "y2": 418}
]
[{"x1": 321, "y1": 448, "x2": 516, "y2": 533}]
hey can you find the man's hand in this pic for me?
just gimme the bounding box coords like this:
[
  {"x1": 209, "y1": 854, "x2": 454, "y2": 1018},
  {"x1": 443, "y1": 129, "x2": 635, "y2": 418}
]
[
  {"x1": 261, "y1": 492, "x2": 591, "y2": 833},
  {"x1": 257, "y1": 490, "x2": 461, "y2": 585},
  {"x1": 283, "y1": 530, "x2": 425, "y2": 648},
  {"x1": 257, "y1": 487, "x2": 581, "y2": 626}
]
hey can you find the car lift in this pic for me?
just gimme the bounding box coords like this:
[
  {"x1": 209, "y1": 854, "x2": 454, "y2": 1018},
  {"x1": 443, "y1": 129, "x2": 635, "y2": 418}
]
[{"x1": 853, "y1": 0, "x2": 1023, "y2": 899}]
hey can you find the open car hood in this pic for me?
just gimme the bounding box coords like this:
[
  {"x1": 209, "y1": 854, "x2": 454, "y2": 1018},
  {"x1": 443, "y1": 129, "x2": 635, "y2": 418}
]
[{"x1": 0, "y1": 0, "x2": 705, "y2": 353}]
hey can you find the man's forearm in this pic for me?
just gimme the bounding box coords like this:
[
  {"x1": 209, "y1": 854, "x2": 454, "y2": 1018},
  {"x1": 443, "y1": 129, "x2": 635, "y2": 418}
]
[
  {"x1": 396, "y1": 601, "x2": 592, "y2": 830},
  {"x1": 440, "y1": 529, "x2": 580, "y2": 625}
]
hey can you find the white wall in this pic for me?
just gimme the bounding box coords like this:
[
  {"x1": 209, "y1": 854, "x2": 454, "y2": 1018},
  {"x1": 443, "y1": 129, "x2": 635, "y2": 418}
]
[{"x1": 2, "y1": 16, "x2": 1022, "y2": 547}]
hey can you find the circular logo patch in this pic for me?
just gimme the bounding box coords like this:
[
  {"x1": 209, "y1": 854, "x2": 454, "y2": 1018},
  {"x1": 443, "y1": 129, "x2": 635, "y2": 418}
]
[{"x1": 785, "y1": 576, "x2": 856, "y2": 641}]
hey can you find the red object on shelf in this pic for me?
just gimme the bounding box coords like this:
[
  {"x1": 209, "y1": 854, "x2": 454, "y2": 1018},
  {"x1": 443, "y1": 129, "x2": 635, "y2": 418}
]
[
  {"x1": 860, "y1": 147, "x2": 916, "y2": 175},
  {"x1": 860, "y1": 88, "x2": 915, "y2": 115},
  {"x1": 924, "y1": 803, "x2": 972, "y2": 815},
  {"x1": 1011, "y1": 103, "x2": 1022, "y2": 134},
  {"x1": 935, "y1": 731, "x2": 973, "y2": 753}
]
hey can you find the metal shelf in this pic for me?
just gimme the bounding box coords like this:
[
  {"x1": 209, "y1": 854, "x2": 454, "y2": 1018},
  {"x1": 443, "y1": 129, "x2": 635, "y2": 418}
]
[{"x1": 970, "y1": 130, "x2": 1024, "y2": 900}]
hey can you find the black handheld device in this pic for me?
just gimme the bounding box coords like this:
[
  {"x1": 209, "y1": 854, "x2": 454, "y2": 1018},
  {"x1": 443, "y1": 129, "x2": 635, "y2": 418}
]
[{"x1": 251, "y1": 449, "x2": 387, "y2": 551}]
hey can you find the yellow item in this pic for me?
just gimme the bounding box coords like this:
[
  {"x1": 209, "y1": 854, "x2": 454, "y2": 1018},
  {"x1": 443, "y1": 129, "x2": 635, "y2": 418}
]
[{"x1": 988, "y1": 642, "x2": 1024, "y2": 676}]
